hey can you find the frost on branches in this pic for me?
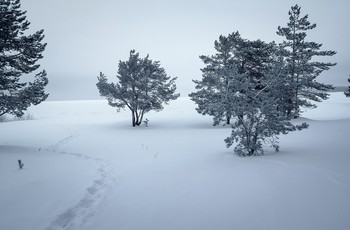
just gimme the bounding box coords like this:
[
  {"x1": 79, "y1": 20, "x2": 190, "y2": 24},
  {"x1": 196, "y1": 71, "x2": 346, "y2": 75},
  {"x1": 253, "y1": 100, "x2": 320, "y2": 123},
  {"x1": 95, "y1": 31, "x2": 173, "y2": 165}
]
[
  {"x1": 224, "y1": 60, "x2": 308, "y2": 156},
  {"x1": 0, "y1": 0, "x2": 48, "y2": 117},
  {"x1": 97, "y1": 50, "x2": 179, "y2": 127}
]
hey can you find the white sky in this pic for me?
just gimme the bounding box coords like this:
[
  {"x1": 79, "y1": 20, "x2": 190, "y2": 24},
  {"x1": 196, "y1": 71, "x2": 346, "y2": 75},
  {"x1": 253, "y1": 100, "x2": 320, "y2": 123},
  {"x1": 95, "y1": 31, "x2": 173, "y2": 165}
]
[{"x1": 21, "y1": 0, "x2": 350, "y2": 100}]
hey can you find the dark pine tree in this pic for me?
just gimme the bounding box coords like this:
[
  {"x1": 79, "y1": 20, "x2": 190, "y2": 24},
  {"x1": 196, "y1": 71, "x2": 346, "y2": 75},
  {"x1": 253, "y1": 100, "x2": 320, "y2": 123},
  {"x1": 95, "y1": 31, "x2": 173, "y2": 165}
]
[
  {"x1": 277, "y1": 4, "x2": 336, "y2": 117},
  {"x1": 0, "y1": 0, "x2": 48, "y2": 117}
]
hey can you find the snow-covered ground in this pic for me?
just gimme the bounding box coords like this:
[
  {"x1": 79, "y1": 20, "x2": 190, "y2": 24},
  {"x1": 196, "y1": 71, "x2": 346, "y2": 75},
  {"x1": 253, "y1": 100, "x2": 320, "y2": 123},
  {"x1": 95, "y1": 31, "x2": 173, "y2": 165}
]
[{"x1": 1, "y1": 93, "x2": 349, "y2": 230}]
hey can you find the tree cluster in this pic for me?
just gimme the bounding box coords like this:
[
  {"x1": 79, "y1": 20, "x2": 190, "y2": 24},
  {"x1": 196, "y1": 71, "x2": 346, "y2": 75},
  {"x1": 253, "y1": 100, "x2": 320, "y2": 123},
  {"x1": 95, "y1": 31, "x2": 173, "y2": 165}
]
[{"x1": 190, "y1": 4, "x2": 335, "y2": 156}]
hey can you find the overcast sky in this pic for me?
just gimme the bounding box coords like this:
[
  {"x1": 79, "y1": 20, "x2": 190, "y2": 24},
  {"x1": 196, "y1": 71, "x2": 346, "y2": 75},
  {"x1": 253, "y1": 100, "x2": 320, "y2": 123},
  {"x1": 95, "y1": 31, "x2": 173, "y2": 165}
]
[{"x1": 22, "y1": 0, "x2": 350, "y2": 100}]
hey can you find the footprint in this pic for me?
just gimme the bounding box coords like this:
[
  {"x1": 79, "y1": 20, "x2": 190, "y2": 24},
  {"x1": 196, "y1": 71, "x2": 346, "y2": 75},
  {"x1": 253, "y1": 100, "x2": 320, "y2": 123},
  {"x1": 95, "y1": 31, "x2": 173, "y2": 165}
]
[{"x1": 45, "y1": 160, "x2": 117, "y2": 230}]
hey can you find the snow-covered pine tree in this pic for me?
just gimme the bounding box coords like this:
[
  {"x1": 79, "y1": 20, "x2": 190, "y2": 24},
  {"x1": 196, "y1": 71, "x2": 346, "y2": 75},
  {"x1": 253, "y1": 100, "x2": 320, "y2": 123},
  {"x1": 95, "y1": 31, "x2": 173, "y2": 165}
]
[
  {"x1": 277, "y1": 4, "x2": 336, "y2": 117},
  {"x1": 189, "y1": 32, "x2": 241, "y2": 125},
  {"x1": 344, "y1": 75, "x2": 350, "y2": 97},
  {"x1": 190, "y1": 32, "x2": 277, "y2": 126},
  {"x1": 224, "y1": 59, "x2": 308, "y2": 156},
  {"x1": 96, "y1": 50, "x2": 179, "y2": 127},
  {"x1": 0, "y1": 0, "x2": 48, "y2": 117},
  {"x1": 233, "y1": 38, "x2": 278, "y2": 103},
  {"x1": 190, "y1": 32, "x2": 307, "y2": 155}
]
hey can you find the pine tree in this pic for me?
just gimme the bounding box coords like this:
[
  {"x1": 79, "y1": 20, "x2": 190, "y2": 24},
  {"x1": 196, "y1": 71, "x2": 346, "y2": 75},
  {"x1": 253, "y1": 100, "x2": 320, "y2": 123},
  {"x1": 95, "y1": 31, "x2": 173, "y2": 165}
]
[
  {"x1": 277, "y1": 4, "x2": 336, "y2": 117},
  {"x1": 224, "y1": 59, "x2": 308, "y2": 156},
  {"x1": 189, "y1": 32, "x2": 242, "y2": 125},
  {"x1": 0, "y1": 0, "x2": 48, "y2": 117},
  {"x1": 344, "y1": 75, "x2": 350, "y2": 97},
  {"x1": 97, "y1": 50, "x2": 179, "y2": 127},
  {"x1": 190, "y1": 32, "x2": 277, "y2": 126}
]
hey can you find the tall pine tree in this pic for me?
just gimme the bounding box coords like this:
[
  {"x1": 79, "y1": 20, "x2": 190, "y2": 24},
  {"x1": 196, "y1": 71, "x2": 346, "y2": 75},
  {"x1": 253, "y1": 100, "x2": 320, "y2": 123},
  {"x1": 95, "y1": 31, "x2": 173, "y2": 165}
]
[
  {"x1": 0, "y1": 0, "x2": 48, "y2": 117},
  {"x1": 97, "y1": 50, "x2": 179, "y2": 127},
  {"x1": 190, "y1": 32, "x2": 277, "y2": 126},
  {"x1": 277, "y1": 4, "x2": 336, "y2": 117},
  {"x1": 189, "y1": 32, "x2": 242, "y2": 125}
]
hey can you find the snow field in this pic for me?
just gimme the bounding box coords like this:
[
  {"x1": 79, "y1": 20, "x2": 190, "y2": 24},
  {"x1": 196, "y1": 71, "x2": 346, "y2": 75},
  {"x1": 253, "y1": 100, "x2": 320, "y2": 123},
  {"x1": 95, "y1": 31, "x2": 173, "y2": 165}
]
[
  {"x1": 0, "y1": 93, "x2": 350, "y2": 230},
  {"x1": 0, "y1": 146, "x2": 98, "y2": 230}
]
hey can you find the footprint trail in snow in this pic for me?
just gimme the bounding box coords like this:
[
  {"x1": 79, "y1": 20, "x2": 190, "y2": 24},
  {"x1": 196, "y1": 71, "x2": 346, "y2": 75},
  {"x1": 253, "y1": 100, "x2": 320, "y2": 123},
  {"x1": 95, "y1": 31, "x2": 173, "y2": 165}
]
[{"x1": 44, "y1": 131, "x2": 117, "y2": 230}]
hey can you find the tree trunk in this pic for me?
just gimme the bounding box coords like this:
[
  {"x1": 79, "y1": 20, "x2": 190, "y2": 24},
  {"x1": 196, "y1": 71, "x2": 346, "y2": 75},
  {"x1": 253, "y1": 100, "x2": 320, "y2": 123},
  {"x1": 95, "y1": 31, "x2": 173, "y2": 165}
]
[
  {"x1": 251, "y1": 132, "x2": 259, "y2": 156},
  {"x1": 138, "y1": 110, "x2": 145, "y2": 126},
  {"x1": 131, "y1": 110, "x2": 145, "y2": 126},
  {"x1": 294, "y1": 74, "x2": 300, "y2": 117},
  {"x1": 226, "y1": 112, "x2": 231, "y2": 125},
  {"x1": 131, "y1": 111, "x2": 136, "y2": 127}
]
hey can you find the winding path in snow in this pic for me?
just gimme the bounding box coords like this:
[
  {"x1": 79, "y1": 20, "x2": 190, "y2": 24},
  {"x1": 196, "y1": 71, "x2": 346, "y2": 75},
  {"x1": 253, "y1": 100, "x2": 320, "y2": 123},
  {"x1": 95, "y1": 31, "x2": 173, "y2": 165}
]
[{"x1": 43, "y1": 130, "x2": 117, "y2": 230}]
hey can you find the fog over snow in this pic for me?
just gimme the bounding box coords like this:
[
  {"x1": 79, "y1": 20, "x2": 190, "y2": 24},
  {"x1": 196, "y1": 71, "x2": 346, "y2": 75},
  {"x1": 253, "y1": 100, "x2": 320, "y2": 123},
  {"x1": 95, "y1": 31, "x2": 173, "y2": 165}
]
[{"x1": 21, "y1": 0, "x2": 350, "y2": 100}]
